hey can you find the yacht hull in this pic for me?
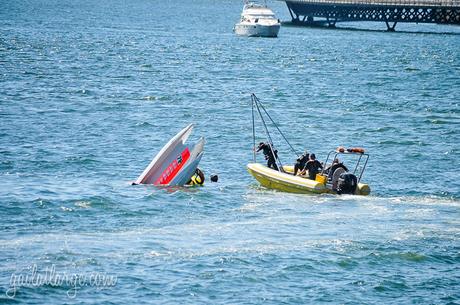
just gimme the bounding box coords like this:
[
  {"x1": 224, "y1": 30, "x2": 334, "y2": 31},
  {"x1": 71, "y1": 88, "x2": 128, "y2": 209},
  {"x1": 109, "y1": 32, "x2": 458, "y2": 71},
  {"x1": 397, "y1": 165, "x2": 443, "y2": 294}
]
[{"x1": 234, "y1": 23, "x2": 280, "y2": 37}]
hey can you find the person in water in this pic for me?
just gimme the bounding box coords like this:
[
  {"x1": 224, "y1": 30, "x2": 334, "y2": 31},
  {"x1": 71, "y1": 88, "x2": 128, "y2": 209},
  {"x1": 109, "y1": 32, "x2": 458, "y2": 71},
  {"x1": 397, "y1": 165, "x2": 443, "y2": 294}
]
[
  {"x1": 188, "y1": 168, "x2": 205, "y2": 186},
  {"x1": 304, "y1": 153, "x2": 323, "y2": 180},
  {"x1": 257, "y1": 142, "x2": 279, "y2": 171},
  {"x1": 294, "y1": 150, "x2": 309, "y2": 176}
]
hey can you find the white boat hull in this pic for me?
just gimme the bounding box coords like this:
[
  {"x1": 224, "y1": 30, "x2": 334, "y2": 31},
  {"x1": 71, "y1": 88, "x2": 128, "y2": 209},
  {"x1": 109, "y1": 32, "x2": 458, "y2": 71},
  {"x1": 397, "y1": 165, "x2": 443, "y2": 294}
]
[
  {"x1": 234, "y1": 23, "x2": 280, "y2": 37},
  {"x1": 134, "y1": 124, "x2": 205, "y2": 186}
]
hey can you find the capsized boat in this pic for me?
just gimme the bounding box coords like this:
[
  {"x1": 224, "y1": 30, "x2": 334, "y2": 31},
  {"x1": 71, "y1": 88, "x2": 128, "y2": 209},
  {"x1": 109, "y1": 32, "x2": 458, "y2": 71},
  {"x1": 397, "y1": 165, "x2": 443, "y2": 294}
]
[
  {"x1": 247, "y1": 94, "x2": 371, "y2": 195},
  {"x1": 233, "y1": 1, "x2": 281, "y2": 37},
  {"x1": 133, "y1": 124, "x2": 205, "y2": 186}
]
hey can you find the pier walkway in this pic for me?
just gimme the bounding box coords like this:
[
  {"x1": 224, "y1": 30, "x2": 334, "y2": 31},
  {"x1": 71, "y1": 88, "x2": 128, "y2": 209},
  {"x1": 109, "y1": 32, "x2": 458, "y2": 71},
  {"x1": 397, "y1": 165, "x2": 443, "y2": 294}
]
[{"x1": 281, "y1": 0, "x2": 460, "y2": 30}]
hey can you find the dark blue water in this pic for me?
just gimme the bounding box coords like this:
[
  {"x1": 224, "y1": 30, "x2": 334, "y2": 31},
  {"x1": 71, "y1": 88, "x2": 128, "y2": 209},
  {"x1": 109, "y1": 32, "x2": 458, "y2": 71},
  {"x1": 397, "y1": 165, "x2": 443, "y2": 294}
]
[{"x1": 1, "y1": 0, "x2": 459, "y2": 303}]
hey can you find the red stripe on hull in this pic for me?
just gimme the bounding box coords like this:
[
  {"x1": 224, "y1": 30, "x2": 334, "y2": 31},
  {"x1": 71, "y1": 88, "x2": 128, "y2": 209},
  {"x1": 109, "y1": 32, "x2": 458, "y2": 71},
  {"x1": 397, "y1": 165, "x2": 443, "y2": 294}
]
[{"x1": 154, "y1": 148, "x2": 191, "y2": 185}]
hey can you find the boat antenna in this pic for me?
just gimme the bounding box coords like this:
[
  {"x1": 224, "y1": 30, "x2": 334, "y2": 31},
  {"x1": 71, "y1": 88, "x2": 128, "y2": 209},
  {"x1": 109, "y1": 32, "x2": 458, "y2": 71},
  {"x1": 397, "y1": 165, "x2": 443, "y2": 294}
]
[
  {"x1": 252, "y1": 94, "x2": 300, "y2": 158},
  {"x1": 251, "y1": 94, "x2": 284, "y2": 171}
]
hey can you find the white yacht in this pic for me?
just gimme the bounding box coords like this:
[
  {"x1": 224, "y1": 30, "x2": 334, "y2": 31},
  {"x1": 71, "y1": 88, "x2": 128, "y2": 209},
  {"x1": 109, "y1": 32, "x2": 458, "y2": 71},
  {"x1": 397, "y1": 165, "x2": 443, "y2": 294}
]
[{"x1": 234, "y1": 2, "x2": 281, "y2": 37}]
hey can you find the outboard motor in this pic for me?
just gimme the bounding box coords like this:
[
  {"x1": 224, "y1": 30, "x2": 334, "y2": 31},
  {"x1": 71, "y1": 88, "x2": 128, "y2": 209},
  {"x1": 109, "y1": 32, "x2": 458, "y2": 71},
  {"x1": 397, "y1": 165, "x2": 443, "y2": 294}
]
[{"x1": 337, "y1": 173, "x2": 358, "y2": 195}]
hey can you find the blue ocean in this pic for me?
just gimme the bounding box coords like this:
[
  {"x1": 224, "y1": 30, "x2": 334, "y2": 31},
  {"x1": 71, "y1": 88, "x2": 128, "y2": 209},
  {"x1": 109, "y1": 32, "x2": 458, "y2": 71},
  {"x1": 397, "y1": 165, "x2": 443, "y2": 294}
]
[{"x1": 1, "y1": 0, "x2": 459, "y2": 303}]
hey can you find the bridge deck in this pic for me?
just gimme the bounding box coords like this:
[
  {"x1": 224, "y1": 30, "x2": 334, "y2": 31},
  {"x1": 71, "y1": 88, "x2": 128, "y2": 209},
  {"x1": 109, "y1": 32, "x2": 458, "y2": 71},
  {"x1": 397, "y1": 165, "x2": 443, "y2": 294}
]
[
  {"x1": 282, "y1": 0, "x2": 460, "y2": 30},
  {"x1": 285, "y1": 0, "x2": 460, "y2": 7}
]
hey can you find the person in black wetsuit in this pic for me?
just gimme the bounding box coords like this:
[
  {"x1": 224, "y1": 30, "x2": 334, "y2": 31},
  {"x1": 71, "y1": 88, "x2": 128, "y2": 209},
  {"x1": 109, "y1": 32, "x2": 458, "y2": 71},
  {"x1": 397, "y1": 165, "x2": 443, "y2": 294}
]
[
  {"x1": 257, "y1": 142, "x2": 279, "y2": 171},
  {"x1": 293, "y1": 150, "x2": 309, "y2": 176},
  {"x1": 304, "y1": 153, "x2": 323, "y2": 180},
  {"x1": 326, "y1": 158, "x2": 349, "y2": 180}
]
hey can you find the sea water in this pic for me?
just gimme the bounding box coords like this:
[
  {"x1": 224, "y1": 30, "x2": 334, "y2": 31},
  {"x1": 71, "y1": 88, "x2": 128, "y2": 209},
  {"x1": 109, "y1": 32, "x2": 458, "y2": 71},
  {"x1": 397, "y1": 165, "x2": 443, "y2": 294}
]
[{"x1": 0, "y1": 0, "x2": 459, "y2": 303}]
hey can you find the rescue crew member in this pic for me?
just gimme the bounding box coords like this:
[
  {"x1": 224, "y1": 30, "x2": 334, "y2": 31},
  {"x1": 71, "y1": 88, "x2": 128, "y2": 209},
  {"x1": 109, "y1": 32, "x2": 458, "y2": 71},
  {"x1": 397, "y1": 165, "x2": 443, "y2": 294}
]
[
  {"x1": 293, "y1": 150, "x2": 309, "y2": 176},
  {"x1": 256, "y1": 142, "x2": 279, "y2": 171},
  {"x1": 304, "y1": 153, "x2": 323, "y2": 180},
  {"x1": 326, "y1": 158, "x2": 349, "y2": 180}
]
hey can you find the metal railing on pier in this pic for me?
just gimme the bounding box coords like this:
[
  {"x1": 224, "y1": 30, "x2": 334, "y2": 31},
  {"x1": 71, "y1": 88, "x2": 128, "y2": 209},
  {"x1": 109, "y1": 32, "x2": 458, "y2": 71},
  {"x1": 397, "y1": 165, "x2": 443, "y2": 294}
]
[
  {"x1": 286, "y1": 0, "x2": 460, "y2": 7},
  {"x1": 282, "y1": 0, "x2": 460, "y2": 30}
]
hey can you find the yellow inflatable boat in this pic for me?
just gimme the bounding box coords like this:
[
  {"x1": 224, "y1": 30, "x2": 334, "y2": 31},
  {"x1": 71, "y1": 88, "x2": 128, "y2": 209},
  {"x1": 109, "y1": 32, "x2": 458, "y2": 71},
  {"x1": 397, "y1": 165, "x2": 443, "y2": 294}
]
[
  {"x1": 247, "y1": 162, "x2": 371, "y2": 195},
  {"x1": 247, "y1": 146, "x2": 371, "y2": 196},
  {"x1": 247, "y1": 94, "x2": 371, "y2": 196}
]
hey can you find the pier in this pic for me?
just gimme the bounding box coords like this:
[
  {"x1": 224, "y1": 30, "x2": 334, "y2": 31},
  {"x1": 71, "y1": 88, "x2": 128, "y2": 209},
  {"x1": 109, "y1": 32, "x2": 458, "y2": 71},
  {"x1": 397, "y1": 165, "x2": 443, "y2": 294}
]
[{"x1": 281, "y1": 0, "x2": 460, "y2": 30}]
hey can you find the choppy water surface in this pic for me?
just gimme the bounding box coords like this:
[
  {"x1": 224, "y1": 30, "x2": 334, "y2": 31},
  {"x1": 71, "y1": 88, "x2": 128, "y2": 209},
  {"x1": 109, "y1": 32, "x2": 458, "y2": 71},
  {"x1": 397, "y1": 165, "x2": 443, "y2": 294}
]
[{"x1": 1, "y1": 0, "x2": 459, "y2": 303}]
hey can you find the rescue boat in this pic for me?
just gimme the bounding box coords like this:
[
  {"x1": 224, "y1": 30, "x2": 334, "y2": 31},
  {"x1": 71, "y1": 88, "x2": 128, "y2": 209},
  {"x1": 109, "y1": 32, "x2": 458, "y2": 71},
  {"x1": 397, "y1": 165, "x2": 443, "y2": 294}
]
[
  {"x1": 247, "y1": 148, "x2": 371, "y2": 195},
  {"x1": 247, "y1": 94, "x2": 371, "y2": 195}
]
